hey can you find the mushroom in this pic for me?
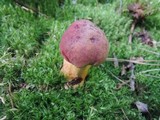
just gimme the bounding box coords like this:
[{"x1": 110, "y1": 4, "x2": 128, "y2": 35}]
[{"x1": 60, "y1": 19, "x2": 109, "y2": 88}]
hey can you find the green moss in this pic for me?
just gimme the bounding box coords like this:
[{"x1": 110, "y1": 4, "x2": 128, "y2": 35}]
[{"x1": 1, "y1": 0, "x2": 160, "y2": 119}]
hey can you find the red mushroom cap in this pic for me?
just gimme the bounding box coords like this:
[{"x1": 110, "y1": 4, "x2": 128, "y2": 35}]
[{"x1": 60, "y1": 19, "x2": 109, "y2": 68}]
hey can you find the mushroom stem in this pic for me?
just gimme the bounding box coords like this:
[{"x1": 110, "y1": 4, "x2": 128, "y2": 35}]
[{"x1": 61, "y1": 59, "x2": 91, "y2": 87}]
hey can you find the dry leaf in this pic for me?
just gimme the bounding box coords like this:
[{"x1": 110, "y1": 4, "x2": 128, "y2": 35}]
[
  {"x1": 65, "y1": 77, "x2": 83, "y2": 89},
  {"x1": 135, "y1": 30, "x2": 156, "y2": 47},
  {"x1": 68, "y1": 77, "x2": 82, "y2": 86},
  {"x1": 128, "y1": 3, "x2": 144, "y2": 20},
  {"x1": 135, "y1": 101, "x2": 152, "y2": 120},
  {"x1": 135, "y1": 101, "x2": 148, "y2": 113}
]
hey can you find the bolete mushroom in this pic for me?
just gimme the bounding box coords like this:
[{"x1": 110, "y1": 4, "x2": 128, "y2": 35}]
[{"x1": 60, "y1": 19, "x2": 109, "y2": 88}]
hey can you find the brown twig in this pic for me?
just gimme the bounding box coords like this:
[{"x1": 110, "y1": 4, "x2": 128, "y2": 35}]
[
  {"x1": 116, "y1": 80, "x2": 130, "y2": 90},
  {"x1": 121, "y1": 108, "x2": 129, "y2": 120}
]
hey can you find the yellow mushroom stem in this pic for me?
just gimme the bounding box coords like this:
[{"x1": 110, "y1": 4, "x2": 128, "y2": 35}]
[{"x1": 61, "y1": 59, "x2": 91, "y2": 88}]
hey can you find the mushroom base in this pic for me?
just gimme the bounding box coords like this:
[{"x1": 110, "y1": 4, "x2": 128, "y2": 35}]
[{"x1": 61, "y1": 59, "x2": 91, "y2": 88}]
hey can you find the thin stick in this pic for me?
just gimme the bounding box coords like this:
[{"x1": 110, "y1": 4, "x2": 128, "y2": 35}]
[
  {"x1": 8, "y1": 83, "x2": 14, "y2": 108},
  {"x1": 121, "y1": 108, "x2": 129, "y2": 120},
  {"x1": 116, "y1": 80, "x2": 130, "y2": 90},
  {"x1": 107, "y1": 58, "x2": 160, "y2": 63},
  {"x1": 107, "y1": 70, "x2": 130, "y2": 87},
  {"x1": 139, "y1": 69, "x2": 160, "y2": 74},
  {"x1": 138, "y1": 74, "x2": 160, "y2": 79},
  {"x1": 139, "y1": 48, "x2": 160, "y2": 56},
  {"x1": 129, "y1": 20, "x2": 137, "y2": 44},
  {"x1": 106, "y1": 58, "x2": 160, "y2": 66}
]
